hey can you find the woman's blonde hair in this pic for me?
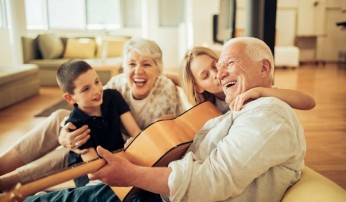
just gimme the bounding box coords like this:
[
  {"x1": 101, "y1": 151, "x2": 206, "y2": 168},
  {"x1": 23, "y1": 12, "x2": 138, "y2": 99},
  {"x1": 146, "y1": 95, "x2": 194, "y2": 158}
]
[
  {"x1": 179, "y1": 46, "x2": 219, "y2": 105},
  {"x1": 122, "y1": 38, "x2": 163, "y2": 74}
]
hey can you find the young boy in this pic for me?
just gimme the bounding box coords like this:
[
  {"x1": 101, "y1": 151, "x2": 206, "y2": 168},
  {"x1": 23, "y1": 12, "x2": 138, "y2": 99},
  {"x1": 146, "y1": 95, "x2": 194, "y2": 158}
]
[{"x1": 57, "y1": 60, "x2": 141, "y2": 186}]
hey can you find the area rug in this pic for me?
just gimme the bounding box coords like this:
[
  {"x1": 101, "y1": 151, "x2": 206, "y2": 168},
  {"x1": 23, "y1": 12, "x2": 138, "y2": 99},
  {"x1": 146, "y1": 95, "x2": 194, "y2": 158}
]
[{"x1": 34, "y1": 100, "x2": 72, "y2": 117}]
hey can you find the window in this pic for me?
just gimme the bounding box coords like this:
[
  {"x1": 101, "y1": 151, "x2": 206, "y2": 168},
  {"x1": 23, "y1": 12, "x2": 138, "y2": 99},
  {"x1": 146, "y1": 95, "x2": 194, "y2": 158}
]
[
  {"x1": 86, "y1": 0, "x2": 121, "y2": 29},
  {"x1": 25, "y1": 0, "x2": 46, "y2": 30},
  {"x1": 47, "y1": 0, "x2": 85, "y2": 29},
  {"x1": 25, "y1": 0, "x2": 129, "y2": 30},
  {"x1": 0, "y1": 0, "x2": 6, "y2": 28}
]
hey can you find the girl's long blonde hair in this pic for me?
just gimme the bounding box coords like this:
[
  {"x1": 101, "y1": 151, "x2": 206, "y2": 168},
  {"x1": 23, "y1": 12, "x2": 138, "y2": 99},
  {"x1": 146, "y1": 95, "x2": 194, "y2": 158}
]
[{"x1": 179, "y1": 46, "x2": 219, "y2": 105}]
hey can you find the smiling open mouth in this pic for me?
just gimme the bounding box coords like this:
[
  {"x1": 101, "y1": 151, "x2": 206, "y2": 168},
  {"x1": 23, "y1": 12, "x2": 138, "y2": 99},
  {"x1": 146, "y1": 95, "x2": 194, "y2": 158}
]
[
  {"x1": 225, "y1": 81, "x2": 236, "y2": 88},
  {"x1": 134, "y1": 78, "x2": 146, "y2": 84}
]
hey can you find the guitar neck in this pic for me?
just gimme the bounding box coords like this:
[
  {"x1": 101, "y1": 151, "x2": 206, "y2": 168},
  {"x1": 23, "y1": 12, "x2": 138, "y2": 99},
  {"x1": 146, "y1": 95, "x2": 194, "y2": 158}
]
[{"x1": 0, "y1": 158, "x2": 106, "y2": 202}]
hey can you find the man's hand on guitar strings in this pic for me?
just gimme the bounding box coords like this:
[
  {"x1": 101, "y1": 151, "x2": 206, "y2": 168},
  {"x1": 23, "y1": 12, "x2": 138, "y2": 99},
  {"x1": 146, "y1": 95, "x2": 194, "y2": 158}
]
[{"x1": 90, "y1": 146, "x2": 135, "y2": 187}]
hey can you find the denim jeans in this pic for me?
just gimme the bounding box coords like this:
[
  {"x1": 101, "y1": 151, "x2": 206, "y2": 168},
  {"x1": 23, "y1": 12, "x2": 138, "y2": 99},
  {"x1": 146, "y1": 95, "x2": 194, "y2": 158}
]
[{"x1": 24, "y1": 183, "x2": 162, "y2": 202}]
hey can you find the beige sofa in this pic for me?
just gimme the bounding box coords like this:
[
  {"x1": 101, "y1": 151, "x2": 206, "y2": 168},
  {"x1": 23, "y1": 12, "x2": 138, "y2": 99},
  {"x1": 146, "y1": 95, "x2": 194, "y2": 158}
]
[
  {"x1": 0, "y1": 64, "x2": 39, "y2": 109},
  {"x1": 282, "y1": 166, "x2": 346, "y2": 202},
  {"x1": 22, "y1": 33, "x2": 129, "y2": 86}
]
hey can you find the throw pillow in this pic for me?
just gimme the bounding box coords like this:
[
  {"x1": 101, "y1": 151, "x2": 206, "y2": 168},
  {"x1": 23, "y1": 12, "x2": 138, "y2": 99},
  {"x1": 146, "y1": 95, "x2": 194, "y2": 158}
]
[
  {"x1": 63, "y1": 38, "x2": 96, "y2": 59},
  {"x1": 96, "y1": 37, "x2": 129, "y2": 58},
  {"x1": 37, "y1": 33, "x2": 64, "y2": 59}
]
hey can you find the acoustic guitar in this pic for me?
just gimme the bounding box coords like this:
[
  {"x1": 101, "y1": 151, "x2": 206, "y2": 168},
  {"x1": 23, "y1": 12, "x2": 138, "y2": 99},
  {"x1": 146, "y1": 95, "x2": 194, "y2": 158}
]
[{"x1": 0, "y1": 101, "x2": 221, "y2": 202}]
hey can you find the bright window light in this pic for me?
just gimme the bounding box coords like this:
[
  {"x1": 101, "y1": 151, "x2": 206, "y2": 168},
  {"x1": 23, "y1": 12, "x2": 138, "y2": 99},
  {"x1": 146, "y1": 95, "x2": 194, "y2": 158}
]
[{"x1": 25, "y1": 0, "x2": 46, "y2": 30}]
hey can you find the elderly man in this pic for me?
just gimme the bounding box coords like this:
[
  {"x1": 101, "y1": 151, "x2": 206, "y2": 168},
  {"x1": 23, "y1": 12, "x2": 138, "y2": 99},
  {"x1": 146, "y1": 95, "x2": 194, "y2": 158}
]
[{"x1": 25, "y1": 37, "x2": 306, "y2": 202}]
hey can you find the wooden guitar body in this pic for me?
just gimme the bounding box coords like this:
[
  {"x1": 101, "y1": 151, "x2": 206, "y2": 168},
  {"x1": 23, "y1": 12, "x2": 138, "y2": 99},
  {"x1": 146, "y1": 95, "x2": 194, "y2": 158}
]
[
  {"x1": 0, "y1": 101, "x2": 221, "y2": 202},
  {"x1": 113, "y1": 101, "x2": 221, "y2": 201}
]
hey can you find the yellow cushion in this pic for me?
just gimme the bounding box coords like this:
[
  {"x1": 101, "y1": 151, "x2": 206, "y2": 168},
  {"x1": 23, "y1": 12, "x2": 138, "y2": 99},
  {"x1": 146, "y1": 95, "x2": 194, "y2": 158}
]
[
  {"x1": 96, "y1": 37, "x2": 129, "y2": 58},
  {"x1": 63, "y1": 38, "x2": 96, "y2": 59},
  {"x1": 282, "y1": 167, "x2": 346, "y2": 202}
]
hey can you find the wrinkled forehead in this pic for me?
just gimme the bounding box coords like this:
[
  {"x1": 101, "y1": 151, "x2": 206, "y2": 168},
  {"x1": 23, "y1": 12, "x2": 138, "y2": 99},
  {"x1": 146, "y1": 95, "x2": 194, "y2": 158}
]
[
  {"x1": 215, "y1": 45, "x2": 234, "y2": 69},
  {"x1": 216, "y1": 42, "x2": 246, "y2": 69},
  {"x1": 126, "y1": 51, "x2": 155, "y2": 63}
]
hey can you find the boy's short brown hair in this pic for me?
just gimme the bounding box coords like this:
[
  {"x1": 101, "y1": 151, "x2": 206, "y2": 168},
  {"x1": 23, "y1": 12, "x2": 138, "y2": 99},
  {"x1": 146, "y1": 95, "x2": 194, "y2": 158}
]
[{"x1": 56, "y1": 60, "x2": 92, "y2": 94}]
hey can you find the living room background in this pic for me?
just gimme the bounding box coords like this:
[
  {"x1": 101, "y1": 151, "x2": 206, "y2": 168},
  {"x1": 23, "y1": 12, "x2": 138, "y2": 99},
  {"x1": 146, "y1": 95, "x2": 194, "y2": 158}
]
[{"x1": 0, "y1": 0, "x2": 345, "y2": 67}]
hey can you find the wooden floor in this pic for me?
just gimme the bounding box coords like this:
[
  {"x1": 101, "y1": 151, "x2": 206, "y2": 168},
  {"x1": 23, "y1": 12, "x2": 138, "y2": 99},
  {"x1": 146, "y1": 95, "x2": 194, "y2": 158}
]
[{"x1": 0, "y1": 64, "x2": 345, "y2": 189}]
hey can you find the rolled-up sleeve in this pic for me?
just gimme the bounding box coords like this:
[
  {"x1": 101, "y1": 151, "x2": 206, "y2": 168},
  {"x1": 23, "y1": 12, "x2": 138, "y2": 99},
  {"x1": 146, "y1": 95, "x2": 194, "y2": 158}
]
[{"x1": 168, "y1": 152, "x2": 194, "y2": 200}]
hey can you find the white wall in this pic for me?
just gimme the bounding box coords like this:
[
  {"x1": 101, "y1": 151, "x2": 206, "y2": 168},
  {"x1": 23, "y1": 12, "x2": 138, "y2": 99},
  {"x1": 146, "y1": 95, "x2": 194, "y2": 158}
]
[
  {"x1": 188, "y1": 0, "x2": 219, "y2": 47},
  {"x1": 141, "y1": 0, "x2": 219, "y2": 68},
  {"x1": 318, "y1": 6, "x2": 346, "y2": 61},
  {"x1": 0, "y1": 29, "x2": 12, "y2": 64},
  {"x1": 141, "y1": 0, "x2": 180, "y2": 68},
  {"x1": 1, "y1": 0, "x2": 26, "y2": 64},
  {"x1": 275, "y1": 1, "x2": 297, "y2": 46}
]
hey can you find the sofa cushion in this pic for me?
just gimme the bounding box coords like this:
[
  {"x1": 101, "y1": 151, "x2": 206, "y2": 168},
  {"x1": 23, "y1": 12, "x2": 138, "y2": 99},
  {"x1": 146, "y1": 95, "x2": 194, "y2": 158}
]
[
  {"x1": 0, "y1": 64, "x2": 39, "y2": 86},
  {"x1": 63, "y1": 38, "x2": 96, "y2": 59},
  {"x1": 22, "y1": 36, "x2": 42, "y2": 63},
  {"x1": 0, "y1": 64, "x2": 40, "y2": 109},
  {"x1": 29, "y1": 58, "x2": 71, "y2": 69},
  {"x1": 96, "y1": 37, "x2": 129, "y2": 58},
  {"x1": 282, "y1": 167, "x2": 346, "y2": 202},
  {"x1": 37, "y1": 33, "x2": 64, "y2": 59}
]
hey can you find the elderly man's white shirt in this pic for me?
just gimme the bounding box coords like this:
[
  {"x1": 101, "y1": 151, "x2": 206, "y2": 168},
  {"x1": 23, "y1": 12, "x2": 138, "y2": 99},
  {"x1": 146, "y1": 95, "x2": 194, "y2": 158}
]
[{"x1": 168, "y1": 97, "x2": 306, "y2": 202}]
